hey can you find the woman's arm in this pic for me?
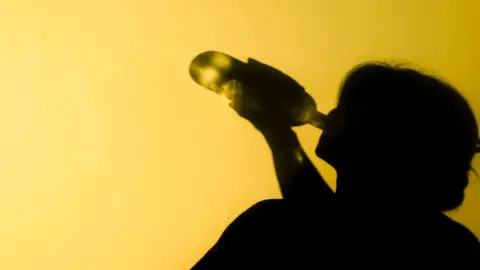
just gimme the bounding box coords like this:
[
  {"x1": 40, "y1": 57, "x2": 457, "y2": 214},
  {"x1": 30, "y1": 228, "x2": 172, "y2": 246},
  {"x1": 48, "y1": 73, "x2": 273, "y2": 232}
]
[
  {"x1": 228, "y1": 79, "x2": 333, "y2": 206},
  {"x1": 261, "y1": 127, "x2": 334, "y2": 207}
]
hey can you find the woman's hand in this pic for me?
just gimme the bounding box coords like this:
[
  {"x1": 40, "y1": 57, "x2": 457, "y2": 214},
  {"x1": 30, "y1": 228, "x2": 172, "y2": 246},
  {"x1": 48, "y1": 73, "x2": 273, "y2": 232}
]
[{"x1": 228, "y1": 80, "x2": 291, "y2": 134}]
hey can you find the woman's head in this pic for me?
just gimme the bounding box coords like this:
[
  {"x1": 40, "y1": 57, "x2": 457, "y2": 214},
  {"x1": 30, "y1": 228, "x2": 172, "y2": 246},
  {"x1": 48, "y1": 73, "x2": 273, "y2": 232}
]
[{"x1": 316, "y1": 62, "x2": 479, "y2": 212}]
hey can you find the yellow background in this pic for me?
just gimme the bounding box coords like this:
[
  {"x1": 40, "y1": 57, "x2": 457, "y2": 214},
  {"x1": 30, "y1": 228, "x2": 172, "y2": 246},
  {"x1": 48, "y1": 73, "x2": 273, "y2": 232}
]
[{"x1": 0, "y1": 0, "x2": 478, "y2": 269}]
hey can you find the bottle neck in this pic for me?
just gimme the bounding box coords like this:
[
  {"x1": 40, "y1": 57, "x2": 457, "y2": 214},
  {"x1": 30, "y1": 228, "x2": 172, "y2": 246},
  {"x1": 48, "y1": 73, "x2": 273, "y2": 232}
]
[{"x1": 307, "y1": 110, "x2": 327, "y2": 130}]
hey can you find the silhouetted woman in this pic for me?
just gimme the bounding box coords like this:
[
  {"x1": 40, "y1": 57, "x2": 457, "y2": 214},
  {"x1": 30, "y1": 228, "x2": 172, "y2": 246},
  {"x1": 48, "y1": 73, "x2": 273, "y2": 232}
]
[{"x1": 192, "y1": 63, "x2": 480, "y2": 269}]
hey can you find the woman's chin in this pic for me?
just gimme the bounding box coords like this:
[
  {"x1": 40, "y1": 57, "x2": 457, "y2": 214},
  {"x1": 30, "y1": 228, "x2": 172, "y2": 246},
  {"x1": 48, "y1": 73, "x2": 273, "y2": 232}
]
[{"x1": 316, "y1": 141, "x2": 336, "y2": 166}]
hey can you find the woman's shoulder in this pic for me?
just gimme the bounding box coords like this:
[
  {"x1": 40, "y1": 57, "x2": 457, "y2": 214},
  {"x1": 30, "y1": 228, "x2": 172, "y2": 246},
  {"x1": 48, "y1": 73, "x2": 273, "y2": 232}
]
[
  {"x1": 438, "y1": 214, "x2": 480, "y2": 259},
  {"x1": 229, "y1": 199, "x2": 327, "y2": 234},
  {"x1": 221, "y1": 199, "x2": 287, "y2": 232},
  {"x1": 235, "y1": 199, "x2": 296, "y2": 227}
]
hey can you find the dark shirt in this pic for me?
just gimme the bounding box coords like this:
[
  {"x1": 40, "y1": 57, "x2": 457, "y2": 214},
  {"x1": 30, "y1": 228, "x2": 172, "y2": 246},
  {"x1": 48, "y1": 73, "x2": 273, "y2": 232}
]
[{"x1": 192, "y1": 199, "x2": 480, "y2": 269}]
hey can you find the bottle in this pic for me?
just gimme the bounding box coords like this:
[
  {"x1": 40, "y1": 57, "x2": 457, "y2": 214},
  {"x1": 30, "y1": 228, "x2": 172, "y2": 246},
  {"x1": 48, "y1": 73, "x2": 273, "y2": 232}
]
[{"x1": 189, "y1": 51, "x2": 327, "y2": 129}]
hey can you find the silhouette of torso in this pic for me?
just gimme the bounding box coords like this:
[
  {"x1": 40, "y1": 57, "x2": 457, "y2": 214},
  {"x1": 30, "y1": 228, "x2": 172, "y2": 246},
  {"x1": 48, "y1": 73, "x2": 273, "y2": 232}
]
[{"x1": 192, "y1": 199, "x2": 480, "y2": 269}]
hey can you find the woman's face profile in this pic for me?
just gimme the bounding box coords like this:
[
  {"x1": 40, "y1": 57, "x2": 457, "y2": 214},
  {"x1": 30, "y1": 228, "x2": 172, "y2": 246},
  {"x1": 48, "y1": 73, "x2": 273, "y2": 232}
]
[
  {"x1": 315, "y1": 106, "x2": 350, "y2": 168},
  {"x1": 315, "y1": 102, "x2": 368, "y2": 170}
]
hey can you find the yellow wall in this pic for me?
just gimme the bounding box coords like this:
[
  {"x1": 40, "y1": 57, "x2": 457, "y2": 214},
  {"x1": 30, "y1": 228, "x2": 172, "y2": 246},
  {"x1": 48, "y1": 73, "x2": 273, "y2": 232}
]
[{"x1": 0, "y1": 0, "x2": 478, "y2": 269}]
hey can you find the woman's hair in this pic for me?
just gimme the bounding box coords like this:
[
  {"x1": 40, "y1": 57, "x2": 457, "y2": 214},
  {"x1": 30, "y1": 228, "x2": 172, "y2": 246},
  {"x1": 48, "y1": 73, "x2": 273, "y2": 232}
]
[{"x1": 337, "y1": 62, "x2": 478, "y2": 212}]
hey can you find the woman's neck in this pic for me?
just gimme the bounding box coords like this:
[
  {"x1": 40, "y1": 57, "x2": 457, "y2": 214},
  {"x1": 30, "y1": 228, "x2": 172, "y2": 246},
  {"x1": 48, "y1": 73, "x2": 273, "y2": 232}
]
[{"x1": 334, "y1": 174, "x2": 430, "y2": 218}]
